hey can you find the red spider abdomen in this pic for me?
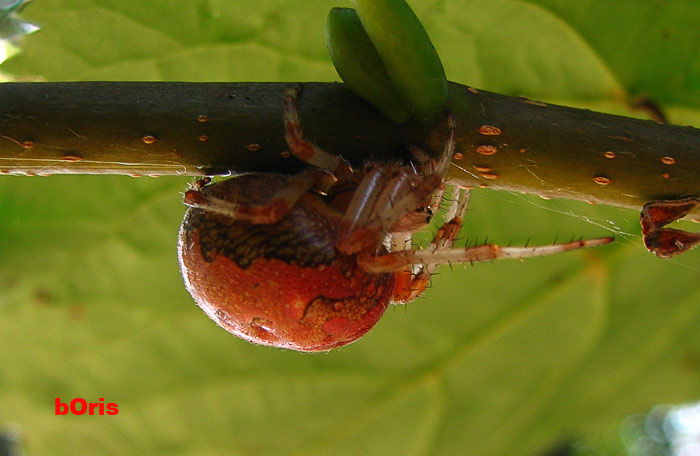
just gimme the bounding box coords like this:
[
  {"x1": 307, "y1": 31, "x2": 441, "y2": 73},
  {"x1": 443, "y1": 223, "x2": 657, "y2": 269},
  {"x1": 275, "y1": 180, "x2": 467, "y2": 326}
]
[{"x1": 178, "y1": 177, "x2": 394, "y2": 352}]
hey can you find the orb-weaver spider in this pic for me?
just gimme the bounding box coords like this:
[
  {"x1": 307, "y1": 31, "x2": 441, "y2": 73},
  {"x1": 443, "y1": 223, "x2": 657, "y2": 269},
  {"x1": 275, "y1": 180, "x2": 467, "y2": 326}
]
[{"x1": 178, "y1": 88, "x2": 613, "y2": 352}]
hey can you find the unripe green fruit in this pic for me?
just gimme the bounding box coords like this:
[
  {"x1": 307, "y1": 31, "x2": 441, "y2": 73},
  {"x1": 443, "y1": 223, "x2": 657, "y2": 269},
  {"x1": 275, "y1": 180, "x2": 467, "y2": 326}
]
[
  {"x1": 326, "y1": 7, "x2": 411, "y2": 123},
  {"x1": 351, "y1": 0, "x2": 448, "y2": 121}
]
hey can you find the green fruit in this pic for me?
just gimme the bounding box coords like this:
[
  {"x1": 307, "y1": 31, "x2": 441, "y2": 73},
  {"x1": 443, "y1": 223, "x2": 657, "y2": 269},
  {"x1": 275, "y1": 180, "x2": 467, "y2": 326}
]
[
  {"x1": 326, "y1": 8, "x2": 411, "y2": 123},
  {"x1": 352, "y1": 0, "x2": 448, "y2": 121}
]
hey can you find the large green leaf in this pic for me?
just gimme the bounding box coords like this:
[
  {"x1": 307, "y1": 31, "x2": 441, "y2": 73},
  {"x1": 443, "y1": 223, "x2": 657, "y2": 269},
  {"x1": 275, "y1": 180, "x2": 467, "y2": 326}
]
[{"x1": 1, "y1": 1, "x2": 699, "y2": 455}]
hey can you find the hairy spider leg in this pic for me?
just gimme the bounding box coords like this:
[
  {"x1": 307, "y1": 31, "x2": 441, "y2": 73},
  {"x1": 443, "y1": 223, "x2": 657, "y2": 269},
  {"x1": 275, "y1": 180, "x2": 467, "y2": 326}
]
[
  {"x1": 425, "y1": 181, "x2": 448, "y2": 221},
  {"x1": 359, "y1": 181, "x2": 613, "y2": 279},
  {"x1": 442, "y1": 185, "x2": 470, "y2": 226},
  {"x1": 337, "y1": 113, "x2": 456, "y2": 255},
  {"x1": 359, "y1": 234, "x2": 614, "y2": 274},
  {"x1": 386, "y1": 231, "x2": 416, "y2": 302},
  {"x1": 282, "y1": 87, "x2": 354, "y2": 179},
  {"x1": 641, "y1": 197, "x2": 700, "y2": 258},
  {"x1": 383, "y1": 180, "x2": 450, "y2": 303},
  {"x1": 184, "y1": 168, "x2": 324, "y2": 224},
  {"x1": 384, "y1": 186, "x2": 471, "y2": 303},
  {"x1": 183, "y1": 87, "x2": 355, "y2": 225}
]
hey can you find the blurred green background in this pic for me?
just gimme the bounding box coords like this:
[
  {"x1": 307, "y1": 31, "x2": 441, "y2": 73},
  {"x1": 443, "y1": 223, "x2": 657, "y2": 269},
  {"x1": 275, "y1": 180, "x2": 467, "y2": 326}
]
[{"x1": 0, "y1": 1, "x2": 699, "y2": 455}]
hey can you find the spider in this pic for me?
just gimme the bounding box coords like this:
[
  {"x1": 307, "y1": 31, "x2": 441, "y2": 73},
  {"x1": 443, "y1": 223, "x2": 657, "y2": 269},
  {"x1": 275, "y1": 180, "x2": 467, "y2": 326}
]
[{"x1": 177, "y1": 87, "x2": 613, "y2": 352}]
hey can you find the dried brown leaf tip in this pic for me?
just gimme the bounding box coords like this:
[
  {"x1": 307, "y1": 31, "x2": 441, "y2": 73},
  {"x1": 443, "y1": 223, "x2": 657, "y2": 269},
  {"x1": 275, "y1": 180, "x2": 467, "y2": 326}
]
[{"x1": 641, "y1": 197, "x2": 700, "y2": 258}]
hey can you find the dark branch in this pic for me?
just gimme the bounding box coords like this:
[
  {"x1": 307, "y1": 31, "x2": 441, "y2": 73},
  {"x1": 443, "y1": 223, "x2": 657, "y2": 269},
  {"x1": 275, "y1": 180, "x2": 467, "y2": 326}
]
[{"x1": 0, "y1": 81, "x2": 698, "y2": 220}]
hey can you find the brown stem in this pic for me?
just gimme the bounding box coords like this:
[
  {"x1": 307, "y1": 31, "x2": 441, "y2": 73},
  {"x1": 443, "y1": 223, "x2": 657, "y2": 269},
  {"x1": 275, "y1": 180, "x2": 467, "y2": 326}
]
[
  {"x1": 0, "y1": 81, "x2": 698, "y2": 220},
  {"x1": 445, "y1": 85, "x2": 700, "y2": 221}
]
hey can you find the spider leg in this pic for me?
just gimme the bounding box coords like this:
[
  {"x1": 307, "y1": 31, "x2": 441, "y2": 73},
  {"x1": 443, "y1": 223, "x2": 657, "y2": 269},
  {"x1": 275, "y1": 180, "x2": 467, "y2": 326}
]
[
  {"x1": 442, "y1": 185, "x2": 470, "y2": 228},
  {"x1": 282, "y1": 87, "x2": 353, "y2": 178},
  {"x1": 337, "y1": 166, "x2": 388, "y2": 250},
  {"x1": 359, "y1": 236, "x2": 614, "y2": 274},
  {"x1": 184, "y1": 168, "x2": 322, "y2": 224},
  {"x1": 359, "y1": 185, "x2": 613, "y2": 276},
  {"x1": 387, "y1": 187, "x2": 469, "y2": 303},
  {"x1": 183, "y1": 87, "x2": 351, "y2": 225},
  {"x1": 436, "y1": 112, "x2": 456, "y2": 175},
  {"x1": 426, "y1": 181, "x2": 447, "y2": 220},
  {"x1": 388, "y1": 232, "x2": 419, "y2": 303}
]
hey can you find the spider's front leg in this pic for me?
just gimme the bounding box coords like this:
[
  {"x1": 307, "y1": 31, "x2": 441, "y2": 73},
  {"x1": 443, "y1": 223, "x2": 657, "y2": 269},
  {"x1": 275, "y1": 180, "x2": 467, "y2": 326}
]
[
  {"x1": 184, "y1": 169, "x2": 329, "y2": 224},
  {"x1": 388, "y1": 186, "x2": 471, "y2": 303},
  {"x1": 282, "y1": 87, "x2": 354, "y2": 180},
  {"x1": 183, "y1": 87, "x2": 348, "y2": 225},
  {"x1": 359, "y1": 187, "x2": 614, "y2": 302}
]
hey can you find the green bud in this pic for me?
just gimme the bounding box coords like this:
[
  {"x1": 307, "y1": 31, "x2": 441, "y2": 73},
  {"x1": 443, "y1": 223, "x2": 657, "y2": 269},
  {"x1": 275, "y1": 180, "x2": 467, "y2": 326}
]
[
  {"x1": 326, "y1": 7, "x2": 411, "y2": 123},
  {"x1": 351, "y1": 0, "x2": 448, "y2": 121}
]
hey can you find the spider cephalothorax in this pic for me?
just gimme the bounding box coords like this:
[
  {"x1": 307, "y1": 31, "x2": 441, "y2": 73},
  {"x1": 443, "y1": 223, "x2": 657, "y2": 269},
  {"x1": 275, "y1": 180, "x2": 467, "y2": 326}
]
[{"x1": 178, "y1": 88, "x2": 613, "y2": 352}]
